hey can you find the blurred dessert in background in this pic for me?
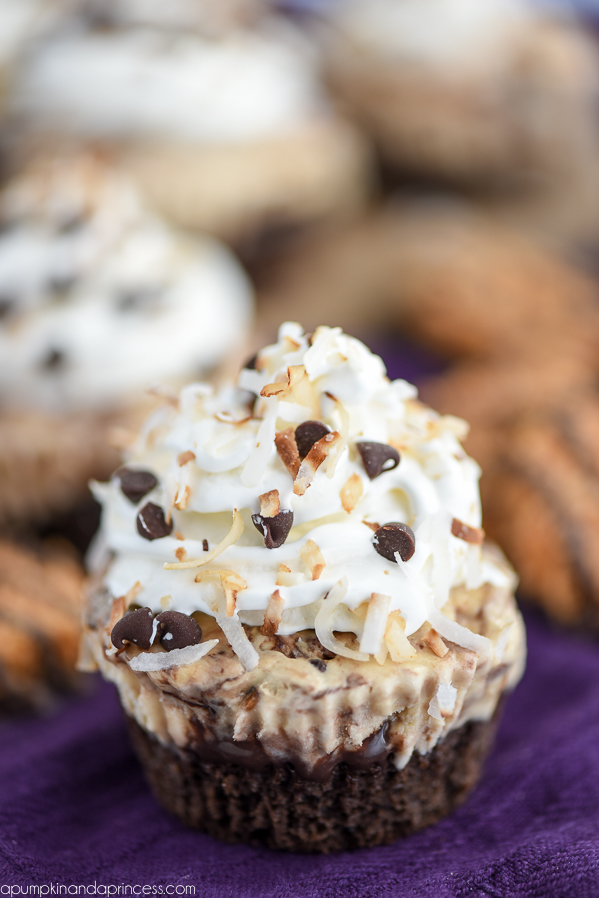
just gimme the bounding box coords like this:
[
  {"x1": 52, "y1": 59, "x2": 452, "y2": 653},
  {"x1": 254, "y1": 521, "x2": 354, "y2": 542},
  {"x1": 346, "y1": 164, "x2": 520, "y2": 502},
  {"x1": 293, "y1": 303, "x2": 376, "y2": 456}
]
[
  {"x1": 4, "y1": 8, "x2": 373, "y2": 244},
  {"x1": 322, "y1": 0, "x2": 599, "y2": 189},
  {"x1": 77, "y1": 0, "x2": 269, "y2": 36},
  {"x1": 0, "y1": 151, "x2": 254, "y2": 530},
  {"x1": 0, "y1": 538, "x2": 83, "y2": 712}
]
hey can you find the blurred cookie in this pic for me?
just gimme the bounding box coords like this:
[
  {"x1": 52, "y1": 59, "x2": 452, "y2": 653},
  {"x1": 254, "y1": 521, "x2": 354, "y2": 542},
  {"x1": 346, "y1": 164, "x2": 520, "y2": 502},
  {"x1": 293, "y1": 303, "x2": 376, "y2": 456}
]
[
  {"x1": 0, "y1": 538, "x2": 84, "y2": 711},
  {"x1": 323, "y1": 0, "x2": 598, "y2": 187},
  {"x1": 481, "y1": 407, "x2": 599, "y2": 629},
  {"x1": 383, "y1": 202, "x2": 599, "y2": 362},
  {"x1": 256, "y1": 201, "x2": 599, "y2": 360},
  {"x1": 421, "y1": 365, "x2": 599, "y2": 630}
]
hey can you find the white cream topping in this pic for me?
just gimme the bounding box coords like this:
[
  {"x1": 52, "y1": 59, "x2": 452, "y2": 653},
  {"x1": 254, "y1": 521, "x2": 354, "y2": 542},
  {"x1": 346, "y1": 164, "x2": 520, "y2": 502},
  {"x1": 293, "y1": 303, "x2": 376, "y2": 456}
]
[
  {"x1": 0, "y1": 157, "x2": 253, "y2": 412},
  {"x1": 10, "y1": 18, "x2": 327, "y2": 143},
  {"x1": 329, "y1": 0, "x2": 532, "y2": 71},
  {"x1": 0, "y1": 0, "x2": 63, "y2": 67},
  {"x1": 92, "y1": 324, "x2": 511, "y2": 666}
]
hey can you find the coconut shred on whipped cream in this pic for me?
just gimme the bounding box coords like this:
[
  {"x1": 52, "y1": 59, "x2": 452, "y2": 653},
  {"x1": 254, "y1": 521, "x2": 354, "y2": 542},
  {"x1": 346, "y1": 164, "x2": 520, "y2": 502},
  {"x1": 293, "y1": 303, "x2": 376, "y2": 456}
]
[{"x1": 89, "y1": 323, "x2": 517, "y2": 676}]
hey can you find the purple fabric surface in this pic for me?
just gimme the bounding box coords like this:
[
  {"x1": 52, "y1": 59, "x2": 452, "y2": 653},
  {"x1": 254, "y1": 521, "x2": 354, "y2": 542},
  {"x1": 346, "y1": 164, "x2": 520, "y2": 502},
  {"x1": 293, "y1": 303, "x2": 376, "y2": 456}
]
[{"x1": 2, "y1": 345, "x2": 599, "y2": 896}]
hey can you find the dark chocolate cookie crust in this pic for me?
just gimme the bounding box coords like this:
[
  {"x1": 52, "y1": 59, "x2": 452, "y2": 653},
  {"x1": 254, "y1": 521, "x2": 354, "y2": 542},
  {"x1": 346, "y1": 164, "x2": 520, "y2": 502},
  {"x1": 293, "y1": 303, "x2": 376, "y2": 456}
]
[{"x1": 127, "y1": 714, "x2": 500, "y2": 853}]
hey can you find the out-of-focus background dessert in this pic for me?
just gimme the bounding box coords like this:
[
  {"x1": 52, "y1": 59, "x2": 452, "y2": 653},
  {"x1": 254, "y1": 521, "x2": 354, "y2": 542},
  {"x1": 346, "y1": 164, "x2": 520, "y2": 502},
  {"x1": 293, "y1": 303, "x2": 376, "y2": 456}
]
[{"x1": 1, "y1": 0, "x2": 599, "y2": 709}]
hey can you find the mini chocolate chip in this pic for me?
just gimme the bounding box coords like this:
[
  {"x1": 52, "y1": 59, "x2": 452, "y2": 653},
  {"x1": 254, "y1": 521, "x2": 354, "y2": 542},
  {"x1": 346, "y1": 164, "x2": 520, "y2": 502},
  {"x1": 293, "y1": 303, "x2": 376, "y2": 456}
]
[
  {"x1": 0, "y1": 296, "x2": 16, "y2": 320},
  {"x1": 116, "y1": 286, "x2": 162, "y2": 313},
  {"x1": 295, "y1": 421, "x2": 330, "y2": 460},
  {"x1": 373, "y1": 522, "x2": 416, "y2": 563},
  {"x1": 40, "y1": 348, "x2": 66, "y2": 371},
  {"x1": 309, "y1": 658, "x2": 327, "y2": 672},
  {"x1": 48, "y1": 274, "x2": 76, "y2": 295},
  {"x1": 116, "y1": 467, "x2": 158, "y2": 504},
  {"x1": 57, "y1": 212, "x2": 85, "y2": 234},
  {"x1": 252, "y1": 510, "x2": 294, "y2": 549},
  {"x1": 356, "y1": 441, "x2": 400, "y2": 480},
  {"x1": 156, "y1": 610, "x2": 202, "y2": 652},
  {"x1": 202, "y1": 539, "x2": 209, "y2": 552},
  {"x1": 111, "y1": 606, "x2": 154, "y2": 650},
  {"x1": 137, "y1": 503, "x2": 173, "y2": 541}
]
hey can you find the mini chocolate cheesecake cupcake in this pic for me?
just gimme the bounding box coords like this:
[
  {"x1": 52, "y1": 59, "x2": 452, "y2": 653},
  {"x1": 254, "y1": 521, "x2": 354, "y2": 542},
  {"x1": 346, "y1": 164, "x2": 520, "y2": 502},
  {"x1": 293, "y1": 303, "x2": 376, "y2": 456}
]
[{"x1": 83, "y1": 323, "x2": 525, "y2": 852}]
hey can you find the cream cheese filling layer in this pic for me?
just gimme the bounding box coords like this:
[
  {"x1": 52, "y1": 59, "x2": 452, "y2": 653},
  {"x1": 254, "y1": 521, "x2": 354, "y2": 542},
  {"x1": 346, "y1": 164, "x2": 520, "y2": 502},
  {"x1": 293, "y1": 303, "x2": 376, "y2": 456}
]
[{"x1": 85, "y1": 563, "x2": 525, "y2": 774}]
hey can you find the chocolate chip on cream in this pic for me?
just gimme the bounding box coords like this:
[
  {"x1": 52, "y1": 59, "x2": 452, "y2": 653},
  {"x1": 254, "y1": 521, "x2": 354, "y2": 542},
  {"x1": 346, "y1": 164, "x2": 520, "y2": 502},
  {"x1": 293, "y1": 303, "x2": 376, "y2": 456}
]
[
  {"x1": 136, "y1": 503, "x2": 173, "y2": 541},
  {"x1": 295, "y1": 420, "x2": 331, "y2": 460},
  {"x1": 356, "y1": 441, "x2": 400, "y2": 480},
  {"x1": 117, "y1": 467, "x2": 158, "y2": 504},
  {"x1": 156, "y1": 610, "x2": 202, "y2": 651},
  {"x1": 373, "y1": 523, "x2": 416, "y2": 563},
  {"x1": 111, "y1": 607, "x2": 154, "y2": 650}
]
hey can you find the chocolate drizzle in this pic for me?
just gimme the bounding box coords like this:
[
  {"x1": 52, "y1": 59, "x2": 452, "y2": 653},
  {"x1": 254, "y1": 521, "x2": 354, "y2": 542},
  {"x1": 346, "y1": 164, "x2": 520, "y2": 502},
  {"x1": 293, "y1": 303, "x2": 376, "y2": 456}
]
[{"x1": 187, "y1": 715, "x2": 393, "y2": 782}]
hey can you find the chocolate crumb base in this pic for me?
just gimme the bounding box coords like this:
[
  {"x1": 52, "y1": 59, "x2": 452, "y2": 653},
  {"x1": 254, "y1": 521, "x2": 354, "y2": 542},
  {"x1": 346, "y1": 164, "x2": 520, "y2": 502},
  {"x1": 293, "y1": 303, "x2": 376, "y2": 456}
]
[{"x1": 126, "y1": 712, "x2": 501, "y2": 853}]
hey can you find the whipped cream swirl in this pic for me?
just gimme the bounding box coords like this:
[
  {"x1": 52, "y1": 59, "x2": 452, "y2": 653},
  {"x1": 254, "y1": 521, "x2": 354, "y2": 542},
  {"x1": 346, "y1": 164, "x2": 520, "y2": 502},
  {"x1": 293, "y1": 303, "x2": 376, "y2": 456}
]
[{"x1": 92, "y1": 323, "x2": 511, "y2": 668}]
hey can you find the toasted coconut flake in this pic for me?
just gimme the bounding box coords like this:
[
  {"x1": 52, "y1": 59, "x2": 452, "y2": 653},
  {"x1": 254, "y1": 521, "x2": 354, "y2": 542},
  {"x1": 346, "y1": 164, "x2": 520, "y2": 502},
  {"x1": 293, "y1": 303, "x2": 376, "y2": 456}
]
[
  {"x1": 126, "y1": 581, "x2": 142, "y2": 604},
  {"x1": 106, "y1": 594, "x2": 127, "y2": 637},
  {"x1": 260, "y1": 589, "x2": 285, "y2": 636},
  {"x1": 174, "y1": 485, "x2": 191, "y2": 511},
  {"x1": 241, "y1": 397, "x2": 278, "y2": 488},
  {"x1": 300, "y1": 539, "x2": 326, "y2": 580},
  {"x1": 275, "y1": 427, "x2": 301, "y2": 478},
  {"x1": 160, "y1": 595, "x2": 172, "y2": 611},
  {"x1": 451, "y1": 518, "x2": 485, "y2": 545},
  {"x1": 294, "y1": 431, "x2": 342, "y2": 496},
  {"x1": 214, "y1": 412, "x2": 252, "y2": 425},
  {"x1": 494, "y1": 623, "x2": 514, "y2": 664},
  {"x1": 130, "y1": 639, "x2": 219, "y2": 672},
  {"x1": 423, "y1": 627, "x2": 448, "y2": 658},
  {"x1": 441, "y1": 415, "x2": 469, "y2": 440},
  {"x1": 164, "y1": 510, "x2": 244, "y2": 570},
  {"x1": 374, "y1": 640, "x2": 388, "y2": 666},
  {"x1": 385, "y1": 613, "x2": 417, "y2": 662},
  {"x1": 178, "y1": 450, "x2": 196, "y2": 466},
  {"x1": 259, "y1": 489, "x2": 280, "y2": 518},
  {"x1": 276, "y1": 564, "x2": 295, "y2": 587},
  {"x1": 260, "y1": 365, "x2": 305, "y2": 399},
  {"x1": 108, "y1": 426, "x2": 138, "y2": 451},
  {"x1": 175, "y1": 547, "x2": 187, "y2": 562},
  {"x1": 174, "y1": 531, "x2": 185, "y2": 541},
  {"x1": 428, "y1": 683, "x2": 457, "y2": 720},
  {"x1": 194, "y1": 568, "x2": 247, "y2": 589},
  {"x1": 340, "y1": 473, "x2": 363, "y2": 513},
  {"x1": 315, "y1": 579, "x2": 369, "y2": 662},
  {"x1": 323, "y1": 393, "x2": 349, "y2": 478},
  {"x1": 359, "y1": 593, "x2": 391, "y2": 656},
  {"x1": 219, "y1": 570, "x2": 247, "y2": 617},
  {"x1": 362, "y1": 520, "x2": 380, "y2": 533},
  {"x1": 146, "y1": 384, "x2": 179, "y2": 407},
  {"x1": 212, "y1": 605, "x2": 259, "y2": 671},
  {"x1": 427, "y1": 609, "x2": 491, "y2": 656}
]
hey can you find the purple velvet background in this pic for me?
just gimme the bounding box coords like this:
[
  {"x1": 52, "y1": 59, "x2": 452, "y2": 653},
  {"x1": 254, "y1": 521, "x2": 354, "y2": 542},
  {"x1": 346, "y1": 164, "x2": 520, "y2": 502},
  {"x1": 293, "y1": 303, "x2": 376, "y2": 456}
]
[{"x1": 2, "y1": 346, "x2": 599, "y2": 896}]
